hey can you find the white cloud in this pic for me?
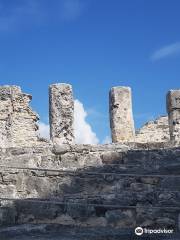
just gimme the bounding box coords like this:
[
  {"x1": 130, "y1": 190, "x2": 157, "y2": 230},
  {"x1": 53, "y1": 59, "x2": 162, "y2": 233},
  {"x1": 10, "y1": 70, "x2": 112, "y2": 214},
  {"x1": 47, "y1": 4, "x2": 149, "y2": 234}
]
[
  {"x1": 38, "y1": 122, "x2": 50, "y2": 139},
  {"x1": 0, "y1": 0, "x2": 84, "y2": 31},
  {"x1": 38, "y1": 99, "x2": 99, "y2": 144},
  {"x1": 151, "y1": 42, "x2": 180, "y2": 61},
  {"x1": 74, "y1": 99, "x2": 99, "y2": 144},
  {"x1": 102, "y1": 136, "x2": 111, "y2": 144}
]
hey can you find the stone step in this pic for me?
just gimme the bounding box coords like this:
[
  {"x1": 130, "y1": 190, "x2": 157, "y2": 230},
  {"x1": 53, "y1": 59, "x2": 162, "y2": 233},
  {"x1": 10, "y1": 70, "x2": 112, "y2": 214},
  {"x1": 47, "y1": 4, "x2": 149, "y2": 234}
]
[
  {"x1": 54, "y1": 148, "x2": 180, "y2": 169},
  {"x1": 1, "y1": 146, "x2": 180, "y2": 170},
  {"x1": 83, "y1": 163, "x2": 180, "y2": 175},
  {"x1": 0, "y1": 224, "x2": 132, "y2": 240},
  {"x1": 0, "y1": 199, "x2": 179, "y2": 230},
  {"x1": 1, "y1": 148, "x2": 180, "y2": 171},
  {"x1": 1, "y1": 167, "x2": 180, "y2": 198},
  {"x1": 1, "y1": 223, "x2": 179, "y2": 240},
  {"x1": 2, "y1": 159, "x2": 180, "y2": 175},
  {"x1": 2, "y1": 162, "x2": 180, "y2": 175},
  {"x1": 1, "y1": 189, "x2": 180, "y2": 208},
  {"x1": 57, "y1": 191, "x2": 180, "y2": 208}
]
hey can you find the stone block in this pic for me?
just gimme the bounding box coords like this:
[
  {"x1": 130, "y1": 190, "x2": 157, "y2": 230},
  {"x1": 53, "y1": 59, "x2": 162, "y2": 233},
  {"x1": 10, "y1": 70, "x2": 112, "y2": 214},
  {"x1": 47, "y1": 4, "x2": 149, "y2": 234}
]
[
  {"x1": 105, "y1": 209, "x2": 135, "y2": 228},
  {"x1": 101, "y1": 151, "x2": 123, "y2": 164}
]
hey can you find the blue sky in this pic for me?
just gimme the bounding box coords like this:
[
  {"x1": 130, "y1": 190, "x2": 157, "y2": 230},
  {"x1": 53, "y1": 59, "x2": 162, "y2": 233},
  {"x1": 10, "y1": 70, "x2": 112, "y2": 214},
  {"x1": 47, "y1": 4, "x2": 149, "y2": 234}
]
[{"x1": 0, "y1": 0, "x2": 180, "y2": 143}]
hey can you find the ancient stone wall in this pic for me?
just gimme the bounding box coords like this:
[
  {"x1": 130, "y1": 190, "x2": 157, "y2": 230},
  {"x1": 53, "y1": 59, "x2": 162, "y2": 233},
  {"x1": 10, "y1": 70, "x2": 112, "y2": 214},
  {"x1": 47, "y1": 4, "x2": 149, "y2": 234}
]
[
  {"x1": 0, "y1": 86, "x2": 39, "y2": 148},
  {"x1": 1, "y1": 83, "x2": 180, "y2": 148},
  {"x1": 1, "y1": 84, "x2": 180, "y2": 238},
  {"x1": 0, "y1": 83, "x2": 180, "y2": 236},
  {"x1": 0, "y1": 143, "x2": 180, "y2": 231},
  {"x1": 135, "y1": 116, "x2": 170, "y2": 143}
]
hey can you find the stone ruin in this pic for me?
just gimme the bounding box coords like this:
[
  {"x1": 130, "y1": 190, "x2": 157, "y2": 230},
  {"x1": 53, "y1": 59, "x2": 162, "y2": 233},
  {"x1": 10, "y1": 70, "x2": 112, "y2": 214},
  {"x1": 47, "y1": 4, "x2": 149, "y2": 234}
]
[
  {"x1": 109, "y1": 86, "x2": 135, "y2": 142},
  {"x1": 0, "y1": 83, "x2": 180, "y2": 239},
  {"x1": 0, "y1": 86, "x2": 39, "y2": 148},
  {"x1": 49, "y1": 83, "x2": 74, "y2": 145},
  {"x1": 0, "y1": 83, "x2": 179, "y2": 147},
  {"x1": 0, "y1": 83, "x2": 180, "y2": 148}
]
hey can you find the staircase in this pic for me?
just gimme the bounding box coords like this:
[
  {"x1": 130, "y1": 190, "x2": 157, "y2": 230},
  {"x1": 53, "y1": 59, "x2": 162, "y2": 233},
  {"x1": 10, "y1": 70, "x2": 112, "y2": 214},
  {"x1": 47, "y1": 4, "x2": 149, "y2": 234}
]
[{"x1": 0, "y1": 144, "x2": 180, "y2": 239}]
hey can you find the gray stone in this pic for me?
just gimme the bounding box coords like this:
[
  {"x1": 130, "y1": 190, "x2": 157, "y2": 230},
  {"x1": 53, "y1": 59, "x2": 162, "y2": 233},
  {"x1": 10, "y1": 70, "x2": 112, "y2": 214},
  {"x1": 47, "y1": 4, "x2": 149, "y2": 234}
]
[
  {"x1": 167, "y1": 90, "x2": 180, "y2": 141},
  {"x1": 156, "y1": 217, "x2": 175, "y2": 227},
  {"x1": 65, "y1": 201, "x2": 95, "y2": 219},
  {"x1": 0, "y1": 207, "x2": 17, "y2": 225},
  {"x1": 109, "y1": 86, "x2": 135, "y2": 142},
  {"x1": 49, "y1": 83, "x2": 74, "y2": 145},
  {"x1": 1, "y1": 84, "x2": 180, "y2": 234},
  {"x1": 101, "y1": 151, "x2": 123, "y2": 164},
  {"x1": 135, "y1": 116, "x2": 170, "y2": 143},
  {"x1": 167, "y1": 90, "x2": 180, "y2": 111},
  {"x1": 0, "y1": 85, "x2": 39, "y2": 148},
  {"x1": 105, "y1": 209, "x2": 135, "y2": 227},
  {"x1": 53, "y1": 144, "x2": 71, "y2": 154}
]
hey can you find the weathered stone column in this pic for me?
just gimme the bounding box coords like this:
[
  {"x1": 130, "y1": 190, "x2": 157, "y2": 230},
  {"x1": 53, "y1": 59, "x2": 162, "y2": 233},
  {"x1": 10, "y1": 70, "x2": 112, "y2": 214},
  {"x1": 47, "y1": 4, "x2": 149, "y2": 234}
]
[
  {"x1": 109, "y1": 86, "x2": 135, "y2": 142},
  {"x1": 167, "y1": 89, "x2": 180, "y2": 141},
  {"x1": 49, "y1": 83, "x2": 74, "y2": 145},
  {"x1": 0, "y1": 85, "x2": 39, "y2": 148}
]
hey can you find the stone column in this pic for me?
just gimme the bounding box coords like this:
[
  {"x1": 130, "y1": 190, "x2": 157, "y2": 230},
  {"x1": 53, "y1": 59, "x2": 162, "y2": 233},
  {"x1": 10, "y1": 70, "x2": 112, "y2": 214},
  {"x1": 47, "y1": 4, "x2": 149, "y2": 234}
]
[
  {"x1": 109, "y1": 86, "x2": 135, "y2": 142},
  {"x1": 166, "y1": 89, "x2": 180, "y2": 141},
  {"x1": 49, "y1": 83, "x2": 74, "y2": 145}
]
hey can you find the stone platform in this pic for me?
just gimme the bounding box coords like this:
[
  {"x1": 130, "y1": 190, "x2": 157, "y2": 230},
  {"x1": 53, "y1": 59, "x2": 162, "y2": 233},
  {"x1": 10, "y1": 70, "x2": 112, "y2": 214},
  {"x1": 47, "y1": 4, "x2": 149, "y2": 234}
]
[{"x1": 0, "y1": 143, "x2": 180, "y2": 239}]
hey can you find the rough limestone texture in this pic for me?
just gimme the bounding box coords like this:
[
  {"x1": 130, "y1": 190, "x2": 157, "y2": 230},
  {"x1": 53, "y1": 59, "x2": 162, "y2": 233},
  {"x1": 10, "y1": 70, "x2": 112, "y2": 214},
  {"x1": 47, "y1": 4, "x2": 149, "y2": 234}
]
[
  {"x1": 2, "y1": 84, "x2": 180, "y2": 238},
  {"x1": 167, "y1": 90, "x2": 180, "y2": 141},
  {"x1": 49, "y1": 83, "x2": 74, "y2": 145},
  {"x1": 1, "y1": 144, "x2": 180, "y2": 236},
  {"x1": 109, "y1": 86, "x2": 135, "y2": 142},
  {"x1": 135, "y1": 116, "x2": 170, "y2": 143},
  {"x1": 0, "y1": 86, "x2": 39, "y2": 148}
]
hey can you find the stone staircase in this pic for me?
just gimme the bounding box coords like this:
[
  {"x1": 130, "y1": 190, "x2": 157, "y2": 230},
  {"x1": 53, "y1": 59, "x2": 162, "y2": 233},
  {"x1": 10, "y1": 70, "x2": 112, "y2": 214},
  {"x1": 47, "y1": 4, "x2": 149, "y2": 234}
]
[{"x1": 0, "y1": 144, "x2": 180, "y2": 239}]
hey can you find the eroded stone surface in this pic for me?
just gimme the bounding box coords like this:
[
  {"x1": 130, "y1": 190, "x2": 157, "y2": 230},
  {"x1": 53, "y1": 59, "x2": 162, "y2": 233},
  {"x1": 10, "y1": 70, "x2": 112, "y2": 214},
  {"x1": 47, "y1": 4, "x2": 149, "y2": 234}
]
[
  {"x1": 109, "y1": 86, "x2": 135, "y2": 143},
  {"x1": 0, "y1": 144, "x2": 180, "y2": 233},
  {"x1": 135, "y1": 116, "x2": 170, "y2": 143},
  {"x1": 49, "y1": 83, "x2": 74, "y2": 145},
  {"x1": 167, "y1": 90, "x2": 180, "y2": 141},
  {"x1": 1, "y1": 84, "x2": 180, "y2": 236},
  {"x1": 0, "y1": 86, "x2": 39, "y2": 148}
]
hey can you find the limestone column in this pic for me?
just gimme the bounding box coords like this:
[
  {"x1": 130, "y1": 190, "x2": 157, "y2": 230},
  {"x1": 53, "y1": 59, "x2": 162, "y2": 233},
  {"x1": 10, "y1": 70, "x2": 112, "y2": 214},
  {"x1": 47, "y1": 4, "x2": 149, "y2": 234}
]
[
  {"x1": 49, "y1": 83, "x2": 74, "y2": 145},
  {"x1": 109, "y1": 86, "x2": 135, "y2": 142},
  {"x1": 166, "y1": 89, "x2": 180, "y2": 141}
]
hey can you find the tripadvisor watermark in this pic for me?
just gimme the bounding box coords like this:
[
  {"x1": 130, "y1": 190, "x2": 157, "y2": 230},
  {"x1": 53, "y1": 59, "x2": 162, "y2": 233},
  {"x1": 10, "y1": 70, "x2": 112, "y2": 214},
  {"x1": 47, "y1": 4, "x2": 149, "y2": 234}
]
[{"x1": 135, "y1": 227, "x2": 174, "y2": 236}]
